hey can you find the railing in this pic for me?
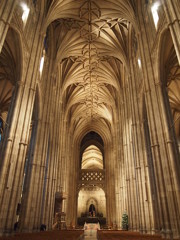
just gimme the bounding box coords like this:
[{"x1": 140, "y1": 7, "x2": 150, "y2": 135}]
[{"x1": 80, "y1": 169, "x2": 105, "y2": 182}]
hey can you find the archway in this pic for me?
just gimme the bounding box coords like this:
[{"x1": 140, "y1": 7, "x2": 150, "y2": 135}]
[
  {"x1": 77, "y1": 131, "x2": 106, "y2": 226},
  {"x1": 160, "y1": 29, "x2": 180, "y2": 151},
  {"x1": 0, "y1": 27, "x2": 22, "y2": 143},
  {"x1": 77, "y1": 187, "x2": 106, "y2": 225}
]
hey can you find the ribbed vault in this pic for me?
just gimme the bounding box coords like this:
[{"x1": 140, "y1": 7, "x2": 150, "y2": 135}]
[
  {"x1": 81, "y1": 145, "x2": 103, "y2": 169},
  {"x1": 45, "y1": 0, "x2": 136, "y2": 140}
]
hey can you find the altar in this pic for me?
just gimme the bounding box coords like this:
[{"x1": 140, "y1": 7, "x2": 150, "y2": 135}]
[{"x1": 77, "y1": 216, "x2": 106, "y2": 226}]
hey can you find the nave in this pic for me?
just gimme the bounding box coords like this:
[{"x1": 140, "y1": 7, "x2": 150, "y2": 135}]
[{"x1": 0, "y1": 0, "x2": 180, "y2": 239}]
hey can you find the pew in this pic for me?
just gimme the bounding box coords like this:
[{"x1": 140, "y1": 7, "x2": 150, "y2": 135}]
[
  {"x1": 97, "y1": 230, "x2": 162, "y2": 240},
  {"x1": 0, "y1": 230, "x2": 83, "y2": 240}
]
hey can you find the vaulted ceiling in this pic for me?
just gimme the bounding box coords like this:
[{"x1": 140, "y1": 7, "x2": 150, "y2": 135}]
[
  {"x1": 44, "y1": 0, "x2": 137, "y2": 140},
  {"x1": 0, "y1": 0, "x2": 179, "y2": 144}
]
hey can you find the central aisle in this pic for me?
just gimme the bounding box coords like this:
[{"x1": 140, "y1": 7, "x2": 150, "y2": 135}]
[{"x1": 81, "y1": 223, "x2": 99, "y2": 240}]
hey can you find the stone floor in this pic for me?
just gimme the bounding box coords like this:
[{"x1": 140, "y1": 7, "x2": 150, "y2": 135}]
[
  {"x1": 79, "y1": 223, "x2": 99, "y2": 239},
  {"x1": 82, "y1": 229, "x2": 97, "y2": 239}
]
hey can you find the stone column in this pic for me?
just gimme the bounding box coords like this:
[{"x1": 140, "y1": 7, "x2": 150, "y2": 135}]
[
  {"x1": 117, "y1": 101, "x2": 126, "y2": 230},
  {"x1": 122, "y1": 83, "x2": 138, "y2": 232},
  {"x1": 56, "y1": 102, "x2": 63, "y2": 193},
  {"x1": 143, "y1": 110, "x2": 160, "y2": 234},
  {"x1": 64, "y1": 130, "x2": 73, "y2": 219},
  {"x1": 34, "y1": 74, "x2": 58, "y2": 230},
  {"x1": 116, "y1": 93, "x2": 130, "y2": 230},
  {"x1": 19, "y1": 58, "x2": 55, "y2": 232},
  {"x1": 0, "y1": 12, "x2": 44, "y2": 234},
  {"x1": 62, "y1": 121, "x2": 69, "y2": 201},
  {"x1": 105, "y1": 142, "x2": 116, "y2": 228},
  {"x1": 128, "y1": 54, "x2": 155, "y2": 234},
  {"x1": 111, "y1": 136, "x2": 118, "y2": 229},
  {"x1": 42, "y1": 74, "x2": 62, "y2": 230},
  {"x1": 114, "y1": 116, "x2": 122, "y2": 229},
  {"x1": 0, "y1": 0, "x2": 17, "y2": 53},
  {"x1": 121, "y1": 88, "x2": 129, "y2": 229},
  {"x1": 137, "y1": 5, "x2": 180, "y2": 238},
  {"x1": 66, "y1": 141, "x2": 78, "y2": 228}
]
